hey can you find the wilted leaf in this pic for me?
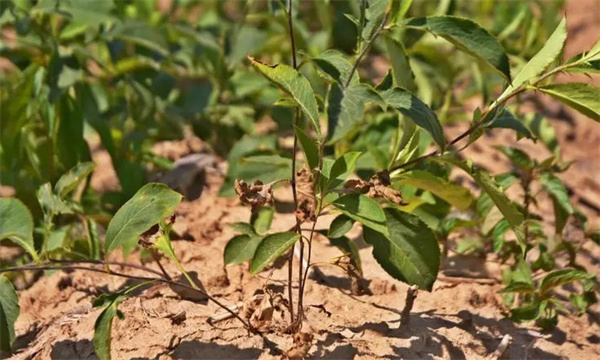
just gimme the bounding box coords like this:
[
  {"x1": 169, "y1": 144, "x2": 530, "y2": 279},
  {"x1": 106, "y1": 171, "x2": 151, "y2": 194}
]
[
  {"x1": 104, "y1": 183, "x2": 182, "y2": 254},
  {"x1": 540, "y1": 173, "x2": 573, "y2": 234},
  {"x1": 539, "y1": 269, "x2": 594, "y2": 296},
  {"x1": 328, "y1": 83, "x2": 382, "y2": 142},
  {"x1": 363, "y1": 208, "x2": 440, "y2": 291},
  {"x1": 329, "y1": 236, "x2": 362, "y2": 273},
  {"x1": 392, "y1": 170, "x2": 473, "y2": 210},
  {"x1": 295, "y1": 125, "x2": 319, "y2": 170},
  {"x1": 251, "y1": 232, "x2": 300, "y2": 274},
  {"x1": 54, "y1": 162, "x2": 95, "y2": 198},
  {"x1": 405, "y1": 16, "x2": 511, "y2": 80},
  {"x1": 313, "y1": 49, "x2": 353, "y2": 85},
  {"x1": 0, "y1": 198, "x2": 38, "y2": 261},
  {"x1": 381, "y1": 87, "x2": 445, "y2": 151},
  {"x1": 249, "y1": 58, "x2": 321, "y2": 139},
  {"x1": 384, "y1": 36, "x2": 415, "y2": 89},
  {"x1": 0, "y1": 276, "x2": 19, "y2": 353}
]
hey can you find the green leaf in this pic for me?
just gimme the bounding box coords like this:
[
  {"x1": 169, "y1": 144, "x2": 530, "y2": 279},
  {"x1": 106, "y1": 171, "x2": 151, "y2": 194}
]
[
  {"x1": 37, "y1": 183, "x2": 77, "y2": 215},
  {"x1": 313, "y1": 49, "x2": 353, "y2": 85},
  {"x1": 362, "y1": 0, "x2": 389, "y2": 42},
  {"x1": 229, "y1": 222, "x2": 256, "y2": 236},
  {"x1": 537, "y1": 83, "x2": 600, "y2": 122},
  {"x1": 332, "y1": 194, "x2": 388, "y2": 236},
  {"x1": 111, "y1": 21, "x2": 169, "y2": 56},
  {"x1": 499, "y1": 281, "x2": 536, "y2": 294},
  {"x1": 540, "y1": 173, "x2": 573, "y2": 234},
  {"x1": 0, "y1": 276, "x2": 20, "y2": 353},
  {"x1": 390, "y1": 0, "x2": 413, "y2": 23},
  {"x1": 36, "y1": 0, "x2": 116, "y2": 28},
  {"x1": 363, "y1": 208, "x2": 440, "y2": 291},
  {"x1": 54, "y1": 162, "x2": 95, "y2": 198},
  {"x1": 104, "y1": 183, "x2": 182, "y2": 254},
  {"x1": 224, "y1": 234, "x2": 263, "y2": 265},
  {"x1": 392, "y1": 170, "x2": 473, "y2": 210},
  {"x1": 327, "y1": 152, "x2": 362, "y2": 190},
  {"x1": 93, "y1": 283, "x2": 148, "y2": 360},
  {"x1": 294, "y1": 125, "x2": 319, "y2": 170},
  {"x1": 539, "y1": 269, "x2": 594, "y2": 296},
  {"x1": 405, "y1": 16, "x2": 511, "y2": 80},
  {"x1": 328, "y1": 214, "x2": 354, "y2": 238},
  {"x1": 390, "y1": 116, "x2": 420, "y2": 168},
  {"x1": 251, "y1": 206, "x2": 275, "y2": 235},
  {"x1": 382, "y1": 87, "x2": 445, "y2": 151},
  {"x1": 329, "y1": 236, "x2": 362, "y2": 273},
  {"x1": 0, "y1": 198, "x2": 38, "y2": 261},
  {"x1": 249, "y1": 58, "x2": 321, "y2": 139},
  {"x1": 384, "y1": 36, "x2": 415, "y2": 89},
  {"x1": 486, "y1": 109, "x2": 533, "y2": 139},
  {"x1": 471, "y1": 168, "x2": 525, "y2": 246},
  {"x1": 328, "y1": 83, "x2": 382, "y2": 142},
  {"x1": 251, "y1": 232, "x2": 300, "y2": 275},
  {"x1": 499, "y1": 17, "x2": 567, "y2": 101},
  {"x1": 511, "y1": 300, "x2": 546, "y2": 322}
]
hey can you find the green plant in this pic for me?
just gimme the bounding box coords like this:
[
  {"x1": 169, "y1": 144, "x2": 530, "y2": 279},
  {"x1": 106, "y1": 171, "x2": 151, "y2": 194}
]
[
  {"x1": 2, "y1": 0, "x2": 600, "y2": 358},
  {"x1": 223, "y1": 0, "x2": 599, "y2": 335}
]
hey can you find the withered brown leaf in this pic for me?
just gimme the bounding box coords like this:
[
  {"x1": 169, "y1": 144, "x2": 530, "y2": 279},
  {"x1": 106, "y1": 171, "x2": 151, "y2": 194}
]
[{"x1": 234, "y1": 179, "x2": 274, "y2": 212}]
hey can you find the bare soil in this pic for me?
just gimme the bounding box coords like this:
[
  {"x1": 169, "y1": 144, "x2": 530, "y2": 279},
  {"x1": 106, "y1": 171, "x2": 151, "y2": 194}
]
[{"x1": 5, "y1": 1, "x2": 600, "y2": 359}]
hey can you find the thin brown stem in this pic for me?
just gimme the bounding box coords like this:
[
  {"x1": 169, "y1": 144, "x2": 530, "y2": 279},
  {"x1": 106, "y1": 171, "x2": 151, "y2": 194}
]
[
  {"x1": 2, "y1": 262, "x2": 255, "y2": 332},
  {"x1": 150, "y1": 250, "x2": 172, "y2": 281},
  {"x1": 345, "y1": 11, "x2": 390, "y2": 88},
  {"x1": 286, "y1": 0, "x2": 300, "y2": 325}
]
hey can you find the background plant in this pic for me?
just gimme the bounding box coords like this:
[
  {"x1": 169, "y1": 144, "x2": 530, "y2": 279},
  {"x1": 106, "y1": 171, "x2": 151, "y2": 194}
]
[{"x1": 1, "y1": 0, "x2": 599, "y2": 358}]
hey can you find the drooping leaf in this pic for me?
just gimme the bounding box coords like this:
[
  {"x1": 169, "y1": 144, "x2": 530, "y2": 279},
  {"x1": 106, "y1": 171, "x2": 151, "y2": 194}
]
[
  {"x1": 111, "y1": 21, "x2": 169, "y2": 56},
  {"x1": 511, "y1": 300, "x2": 546, "y2": 322},
  {"x1": 249, "y1": 58, "x2": 321, "y2": 139},
  {"x1": 229, "y1": 222, "x2": 256, "y2": 236},
  {"x1": 405, "y1": 16, "x2": 511, "y2": 80},
  {"x1": 486, "y1": 109, "x2": 533, "y2": 139},
  {"x1": 36, "y1": 0, "x2": 116, "y2": 28},
  {"x1": 224, "y1": 234, "x2": 263, "y2": 265},
  {"x1": 0, "y1": 198, "x2": 38, "y2": 261},
  {"x1": 384, "y1": 36, "x2": 415, "y2": 89},
  {"x1": 362, "y1": 0, "x2": 389, "y2": 42},
  {"x1": 328, "y1": 83, "x2": 382, "y2": 142},
  {"x1": 104, "y1": 183, "x2": 182, "y2": 254},
  {"x1": 294, "y1": 125, "x2": 319, "y2": 170},
  {"x1": 381, "y1": 87, "x2": 445, "y2": 151},
  {"x1": 326, "y1": 152, "x2": 362, "y2": 191},
  {"x1": 329, "y1": 236, "x2": 362, "y2": 273},
  {"x1": 251, "y1": 206, "x2": 275, "y2": 235},
  {"x1": 499, "y1": 17, "x2": 567, "y2": 100},
  {"x1": 390, "y1": 0, "x2": 413, "y2": 23},
  {"x1": 328, "y1": 214, "x2": 355, "y2": 238},
  {"x1": 333, "y1": 194, "x2": 388, "y2": 235},
  {"x1": 363, "y1": 208, "x2": 440, "y2": 291},
  {"x1": 392, "y1": 170, "x2": 473, "y2": 210},
  {"x1": 313, "y1": 49, "x2": 354, "y2": 85},
  {"x1": 540, "y1": 173, "x2": 573, "y2": 234},
  {"x1": 251, "y1": 232, "x2": 300, "y2": 274},
  {"x1": 235, "y1": 155, "x2": 292, "y2": 188},
  {"x1": 54, "y1": 162, "x2": 95, "y2": 198},
  {"x1": 537, "y1": 83, "x2": 600, "y2": 122},
  {"x1": 390, "y1": 116, "x2": 420, "y2": 168},
  {"x1": 93, "y1": 283, "x2": 149, "y2": 360},
  {"x1": 0, "y1": 276, "x2": 19, "y2": 353},
  {"x1": 539, "y1": 269, "x2": 594, "y2": 296},
  {"x1": 37, "y1": 183, "x2": 77, "y2": 215}
]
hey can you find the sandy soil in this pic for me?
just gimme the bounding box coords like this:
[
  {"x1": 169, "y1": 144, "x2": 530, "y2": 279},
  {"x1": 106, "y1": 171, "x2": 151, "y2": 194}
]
[{"x1": 4, "y1": 1, "x2": 600, "y2": 359}]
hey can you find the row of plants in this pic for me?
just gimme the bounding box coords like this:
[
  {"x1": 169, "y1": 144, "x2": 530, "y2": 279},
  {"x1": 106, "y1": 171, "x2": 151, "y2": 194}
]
[{"x1": 1, "y1": 0, "x2": 599, "y2": 358}]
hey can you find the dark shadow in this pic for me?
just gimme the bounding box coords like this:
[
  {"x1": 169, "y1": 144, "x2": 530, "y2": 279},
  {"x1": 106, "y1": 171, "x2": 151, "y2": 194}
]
[
  {"x1": 274, "y1": 198, "x2": 295, "y2": 214},
  {"x1": 172, "y1": 340, "x2": 262, "y2": 359},
  {"x1": 312, "y1": 344, "x2": 358, "y2": 359},
  {"x1": 10, "y1": 324, "x2": 42, "y2": 357},
  {"x1": 50, "y1": 339, "x2": 96, "y2": 360}
]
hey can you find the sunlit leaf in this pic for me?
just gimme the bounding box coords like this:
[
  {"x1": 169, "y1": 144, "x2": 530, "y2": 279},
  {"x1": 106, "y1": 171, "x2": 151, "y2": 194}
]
[
  {"x1": 537, "y1": 83, "x2": 600, "y2": 122},
  {"x1": 392, "y1": 170, "x2": 473, "y2": 210},
  {"x1": 250, "y1": 232, "x2": 300, "y2": 275},
  {"x1": 0, "y1": 198, "x2": 38, "y2": 261},
  {"x1": 224, "y1": 234, "x2": 263, "y2": 265},
  {"x1": 332, "y1": 194, "x2": 388, "y2": 236},
  {"x1": 55, "y1": 162, "x2": 95, "y2": 198}
]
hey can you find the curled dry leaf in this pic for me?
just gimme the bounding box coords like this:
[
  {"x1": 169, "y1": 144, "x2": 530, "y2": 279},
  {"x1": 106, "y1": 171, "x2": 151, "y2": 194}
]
[
  {"x1": 295, "y1": 165, "x2": 316, "y2": 222},
  {"x1": 241, "y1": 290, "x2": 290, "y2": 331},
  {"x1": 344, "y1": 170, "x2": 404, "y2": 205},
  {"x1": 284, "y1": 332, "x2": 314, "y2": 360},
  {"x1": 234, "y1": 179, "x2": 275, "y2": 212}
]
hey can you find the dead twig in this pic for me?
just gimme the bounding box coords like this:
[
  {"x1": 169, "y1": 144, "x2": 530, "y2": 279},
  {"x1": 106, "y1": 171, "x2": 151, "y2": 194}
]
[
  {"x1": 489, "y1": 334, "x2": 512, "y2": 360},
  {"x1": 400, "y1": 285, "x2": 418, "y2": 328}
]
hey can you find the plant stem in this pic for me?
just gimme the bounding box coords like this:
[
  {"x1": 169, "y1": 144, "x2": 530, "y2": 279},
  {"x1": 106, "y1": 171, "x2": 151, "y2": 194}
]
[
  {"x1": 400, "y1": 285, "x2": 418, "y2": 328},
  {"x1": 345, "y1": 10, "x2": 390, "y2": 88},
  {"x1": 2, "y1": 262, "x2": 255, "y2": 332},
  {"x1": 286, "y1": 0, "x2": 300, "y2": 325}
]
